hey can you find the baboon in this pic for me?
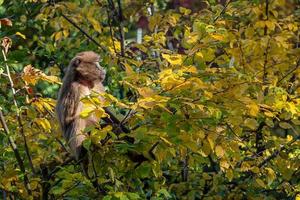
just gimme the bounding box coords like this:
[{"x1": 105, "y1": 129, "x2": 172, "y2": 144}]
[{"x1": 56, "y1": 51, "x2": 106, "y2": 160}]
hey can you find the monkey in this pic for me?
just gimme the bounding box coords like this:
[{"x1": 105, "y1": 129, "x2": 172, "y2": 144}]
[{"x1": 56, "y1": 51, "x2": 106, "y2": 161}]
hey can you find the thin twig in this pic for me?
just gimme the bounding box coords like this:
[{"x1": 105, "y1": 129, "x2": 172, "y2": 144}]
[
  {"x1": 213, "y1": 0, "x2": 232, "y2": 22},
  {"x1": 262, "y1": 38, "x2": 270, "y2": 85},
  {"x1": 60, "y1": 13, "x2": 106, "y2": 51},
  {"x1": 105, "y1": 6, "x2": 117, "y2": 54},
  {"x1": 277, "y1": 59, "x2": 300, "y2": 84},
  {"x1": 2, "y1": 49, "x2": 35, "y2": 174},
  {"x1": 0, "y1": 110, "x2": 32, "y2": 195},
  {"x1": 58, "y1": 182, "x2": 80, "y2": 199},
  {"x1": 120, "y1": 109, "x2": 136, "y2": 125},
  {"x1": 116, "y1": 0, "x2": 125, "y2": 57},
  {"x1": 264, "y1": 0, "x2": 269, "y2": 35},
  {"x1": 258, "y1": 136, "x2": 299, "y2": 168}
]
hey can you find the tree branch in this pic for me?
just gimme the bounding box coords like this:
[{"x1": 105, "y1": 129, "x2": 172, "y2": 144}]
[
  {"x1": 116, "y1": 0, "x2": 125, "y2": 57},
  {"x1": 60, "y1": 13, "x2": 106, "y2": 52},
  {"x1": 258, "y1": 136, "x2": 299, "y2": 168},
  {"x1": 277, "y1": 59, "x2": 300, "y2": 84},
  {"x1": 0, "y1": 110, "x2": 32, "y2": 195},
  {"x1": 213, "y1": 0, "x2": 232, "y2": 22},
  {"x1": 1, "y1": 47, "x2": 35, "y2": 174}
]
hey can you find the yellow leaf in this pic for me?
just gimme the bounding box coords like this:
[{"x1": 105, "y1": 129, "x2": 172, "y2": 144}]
[
  {"x1": 226, "y1": 169, "x2": 233, "y2": 181},
  {"x1": 264, "y1": 111, "x2": 275, "y2": 118},
  {"x1": 35, "y1": 118, "x2": 51, "y2": 132},
  {"x1": 241, "y1": 162, "x2": 251, "y2": 172},
  {"x1": 220, "y1": 159, "x2": 230, "y2": 170},
  {"x1": 94, "y1": 108, "x2": 107, "y2": 118},
  {"x1": 210, "y1": 33, "x2": 224, "y2": 41},
  {"x1": 180, "y1": 66, "x2": 198, "y2": 74},
  {"x1": 247, "y1": 102, "x2": 259, "y2": 117},
  {"x1": 179, "y1": 7, "x2": 191, "y2": 15},
  {"x1": 207, "y1": 135, "x2": 215, "y2": 149},
  {"x1": 160, "y1": 136, "x2": 173, "y2": 146},
  {"x1": 244, "y1": 118, "x2": 258, "y2": 130},
  {"x1": 251, "y1": 166, "x2": 260, "y2": 174},
  {"x1": 256, "y1": 178, "x2": 266, "y2": 188},
  {"x1": 16, "y1": 32, "x2": 26, "y2": 39},
  {"x1": 80, "y1": 106, "x2": 95, "y2": 118},
  {"x1": 148, "y1": 14, "x2": 162, "y2": 32},
  {"x1": 215, "y1": 145, "x2": 224, "y2": 158},
  {"x1": 195, "y1": 51, "x2": 203, "y2": 59},
  {"x1": 201, "y1": 140, "x2": 211, "y2": 157},
  {"x1": 162, "y1": 53, "x2": 183, "y2": 65},
  {"x1": 198, "y1": 130, "x2": 206, "y2": 139},
  {"x1": 89, "y1": 17, "x2": 102, "y2": 33},
  {"x1": 123, "y1": 62, "x2": 134, "y2": 75},
  {"x1": 265, "y1": 167, "x2": 276, "y2": 185},
  {"x1": 138, "y1": 87, "x2": 156, "y2": 98},
  {"x1": 54, "y1": 31, "x2": 63, "y2": 41}
]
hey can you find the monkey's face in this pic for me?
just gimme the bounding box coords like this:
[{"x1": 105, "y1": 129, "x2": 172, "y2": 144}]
[{"x1": 71, "y1": 51, "x2": 106, "y2": 83}]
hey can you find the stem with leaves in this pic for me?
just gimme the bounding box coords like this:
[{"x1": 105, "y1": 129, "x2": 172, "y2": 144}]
[
  {"x1": 1, "y1": 48, "x2": 35, "y2": 174},
  {"x1": 0, "y1": 110, "x2": 32, "y2": 195}
]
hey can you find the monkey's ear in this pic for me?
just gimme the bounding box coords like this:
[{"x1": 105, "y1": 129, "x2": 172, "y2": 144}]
[{"x1": 72, "y1": 57, "x2": 81, "y2": 67}]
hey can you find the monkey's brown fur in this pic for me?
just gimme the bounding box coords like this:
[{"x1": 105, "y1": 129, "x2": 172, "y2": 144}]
[{"x1": 56, "y1": 51, "x2": 106, "y2": 160}]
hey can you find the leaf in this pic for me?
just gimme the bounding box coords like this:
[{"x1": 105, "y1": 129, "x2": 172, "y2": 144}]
[
  {"x1": 22, "y1": 65, "x2": 61, "y2": 85},
  {"x1": 15, "y1": 32, "x2": 26, "y2": 39},
  {"x1": 136, "y1": 163, "x2": 151, "y2": 178},
  {"x1": 210, "y1": 33, "x2": 224, "y2": 41},
  {"x1": 265, "y1": 167, "x2": 276, "y2": 186},
  {"x1": 215, "y1": 145, "x2": 225, "y2": 158},
  {"x1": 138, "y1": 87, "x2": 156, "y2": 98},
  {"x1": 127, "y1": 193, "x2": 140, "y2": 200},
  {"x1": 256, "y1": 178, "x2": 266, "y2": 188},
  {"x1": 226, "y1": 169, "x2": 234, "y2": 181},
  {"x1": 35, "y1": 118, "x2": 51, "y2": 132},
  {"x1": 244, "y1": 118, "x2": 259, "y2": 130},
  {"x1": 80, "y1": 106, "x2": 95, "y2": 118},
  {"x1": 179, "y1": 7, "x2": 191, "y2": 15},
  {"x1": 279, "y1": 122, "x2": 292, "y2": 129},
  {"x1": 220, "y1": 159, "x2": 230, "y2": 170},
  {"x1": 162, "y1": 53, "x2": 183, "y2": 65},
  {"x1": 0, "y1": 18, "x2": 12, "y2": 26},
  {"x1": 247, "y1": 102, "x2": 259, "y2": 117},
  {"x1": 157, "y1": 189, "x2": 172, "y2": 198},
  {"x1": 83, "y1": 138, "x2": 91, "y2": 150},
  {"x1": 201, "y1": 140, "x2": 211, "y2": 157},
  {"x1": 88, "y1": 17, "x2": 102, "y2": 33}
]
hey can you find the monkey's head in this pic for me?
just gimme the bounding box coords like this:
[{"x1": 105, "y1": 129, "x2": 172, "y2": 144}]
[{"x1": 69, "y1": 51, "x2": 106, "y2": 84}]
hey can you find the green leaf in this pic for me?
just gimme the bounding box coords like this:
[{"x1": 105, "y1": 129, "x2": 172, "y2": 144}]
[
  {"x1": 244, "y1": 118, "x2": 259, "y2": 130},
  {"x1": 136, "y1": 163, "x2": 151, "y2": 178},
  {"x1": 279, "y1": 122, "x2": 292, "y2": 129},
  {"x1": 83, "y1": 138, "x2": 91, "y2": 150}
]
